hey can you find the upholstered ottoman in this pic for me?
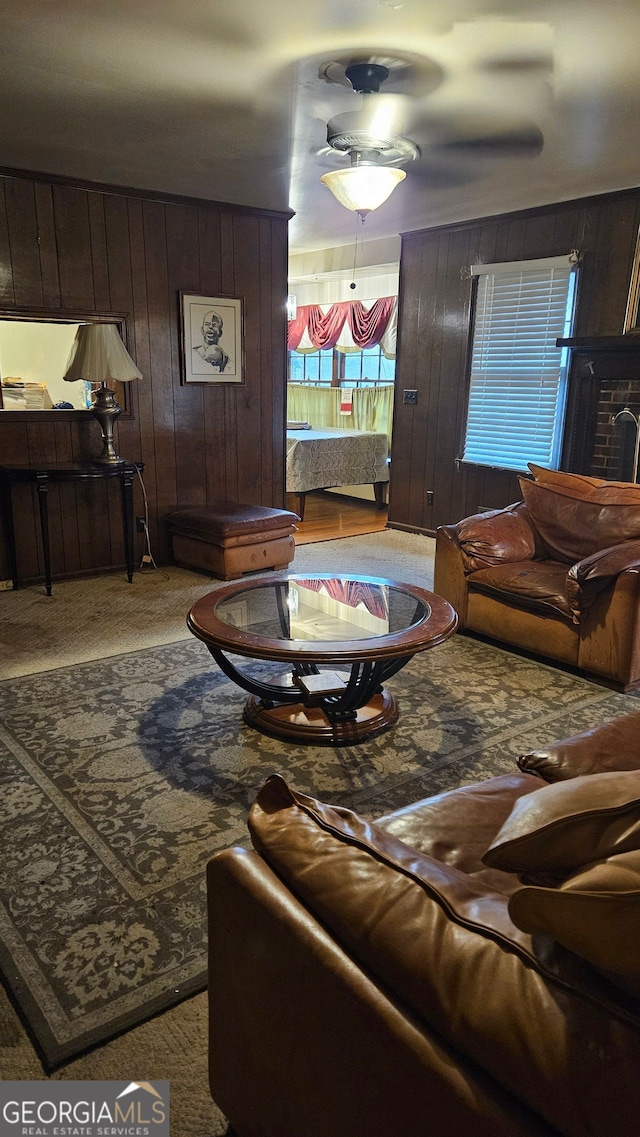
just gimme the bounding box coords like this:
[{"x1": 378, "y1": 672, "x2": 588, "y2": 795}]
[{"x1": 166, "y1": 503, "x2": 299, "y2": 580}]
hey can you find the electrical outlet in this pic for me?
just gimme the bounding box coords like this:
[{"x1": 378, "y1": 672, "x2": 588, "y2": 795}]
[
  {"x1": 136, "y1": 516, "x2": 146, "y2": 533},
  {"x1": 426, "y1": 491, "x2": 434, "y2": 506},
  {"x1": 402, "y1": 389, "x2": 418, "y2": 405},
  {"x1": 0, "y1": 579, "x2": 13, "y2": 591}
]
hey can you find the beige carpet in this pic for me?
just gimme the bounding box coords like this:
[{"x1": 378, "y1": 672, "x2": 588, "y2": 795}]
[
  {"x1": 0, "y1": 528, "x2": 434, "y2": 678},
  {"x1": 0, "y1": 527, "x2": 434, "y2": 1136},
  {"x1": 0, "y1": 990, "x2": 223, "y2": 1136}
]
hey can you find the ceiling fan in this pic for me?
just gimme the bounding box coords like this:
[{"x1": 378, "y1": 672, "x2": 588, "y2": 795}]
[{"x1": 316, "y1": 50, "x2": 547, "y2": 215}]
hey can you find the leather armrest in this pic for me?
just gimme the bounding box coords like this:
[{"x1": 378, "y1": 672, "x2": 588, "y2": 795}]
[
  {"x1": 517, "y1": 711, "x2": 640, "y2": 782},
  {"x1": 566, "y1": 539, "x2": 640, "y2": 620},
  {"x1": 451, "y1": 502, "x2": 539, "y2": 574},
  {"x1": 207, "y1": 848, "x2": 550, "y2": 1137},
  {"x1": 434, "y1": 526, "x2": 469, "y2": 623},
  {"x1": 244, "y1": 777, "x2": 640, "y2": 1136}
]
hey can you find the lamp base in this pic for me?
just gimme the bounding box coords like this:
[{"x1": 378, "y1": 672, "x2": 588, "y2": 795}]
[{"x1": 91, "y1": 383, "x2": 124, "y2": 465}]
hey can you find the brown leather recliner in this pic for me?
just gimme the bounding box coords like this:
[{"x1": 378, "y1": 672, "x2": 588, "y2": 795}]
[
  {"x1": 207, "y1": 711, "x2": 640, "y2": 1137},
  {"x1": 434, "y1": 465, "x2": 640, "y2": 691}
]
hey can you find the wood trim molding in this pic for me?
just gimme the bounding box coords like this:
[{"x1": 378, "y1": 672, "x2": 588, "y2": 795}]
[
  {"x1": 557, "y1": 335, "x2": 640, "y2": 350},
  {"x1": 0, "y1": 164, "x2": 294, "y2": 221},
  {"x1": 401, "y1": 184, "x2": 640, "y2": 240}
]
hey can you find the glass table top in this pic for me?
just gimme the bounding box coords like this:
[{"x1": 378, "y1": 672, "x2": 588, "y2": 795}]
[{"x1": 215, "y1": 577, "x2": 429, "y2": 644}]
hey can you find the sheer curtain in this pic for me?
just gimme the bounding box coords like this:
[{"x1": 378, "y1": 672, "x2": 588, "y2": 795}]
[{"x1": 287, "y1": 384, "x2": 394, "y2": 449}]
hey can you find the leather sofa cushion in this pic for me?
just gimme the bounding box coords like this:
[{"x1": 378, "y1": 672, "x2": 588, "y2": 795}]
[
  {"x1": 467, "y1": 559, "x2": 572, "y2": 619},
  {"x1": 509, "y1": 850, "x2": 640, "y2": 996},
  {"x1": 378, "y1": 771, "x2": 541, "y2": 891},
  {"x1": 527, "y1": 464, "x2": 634, "y2": 494},
  {"x1": 519, "y1": 478, "x2": 640, "y2": 563},
  {"x1": 248, "y1": 774, "x2": 640, "y2": 1136},
  {"x1": 454, "y1": 504, "x2": 537, "y2": 574},
  {"x1": 248, "y1": 773, "x2": 527, "y2": 953},
  {"x1": 532, "y1": 479, "x2": 640, "y2": 508},
  {"x1": 518, "y1": 711, "x2": 640, "y2": 782},
  {"x1": 483, "y1": 770, "x2": 640, "y2": 874}
]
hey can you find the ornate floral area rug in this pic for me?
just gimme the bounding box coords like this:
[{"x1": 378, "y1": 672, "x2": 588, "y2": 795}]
[{"x1": 0, "y1": 634, "x2": 633, "y2": 1068}]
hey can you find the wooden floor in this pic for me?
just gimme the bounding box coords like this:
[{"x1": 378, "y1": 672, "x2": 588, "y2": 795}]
[{"x1": 290, "y1": 491, "x2": 388, "y2": 545}]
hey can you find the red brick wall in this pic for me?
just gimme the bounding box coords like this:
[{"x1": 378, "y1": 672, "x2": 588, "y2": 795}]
[{"x1": 592, "y1": 380, "x2": 640, "y2": 480}]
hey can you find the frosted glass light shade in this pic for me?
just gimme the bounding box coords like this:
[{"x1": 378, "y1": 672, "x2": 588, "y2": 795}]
[
  {"x1": 63, "y1": 323, "x2": 142, "y2": 384},
  {"x1": 320, "y1": 166, "x2": 406, "y2": 214}
]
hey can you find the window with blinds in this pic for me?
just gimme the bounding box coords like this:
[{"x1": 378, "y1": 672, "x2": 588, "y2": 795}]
[{"x1": 462, "y1": 254, "x2": 579, "y2": 472}]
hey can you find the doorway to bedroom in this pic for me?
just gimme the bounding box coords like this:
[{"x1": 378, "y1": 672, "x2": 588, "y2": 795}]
[{"x1": 286, "y1": 259, "x2": 399, "y2": 535}]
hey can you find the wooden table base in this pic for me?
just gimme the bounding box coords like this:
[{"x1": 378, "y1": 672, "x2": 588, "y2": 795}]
[
  {"x1": 243, "y1": 689, "x2": 399, "y2": 746},
  {"x1": 188, "y1": 574, "x2": 457, "y2": 748}
]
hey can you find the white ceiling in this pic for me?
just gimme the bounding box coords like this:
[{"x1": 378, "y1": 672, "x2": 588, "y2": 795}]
[{"x1": 2, "y1": 0, "x2": 640, "y2": 260}]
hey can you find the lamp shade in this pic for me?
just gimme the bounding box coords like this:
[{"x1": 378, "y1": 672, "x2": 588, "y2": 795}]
[
  {"x1": 320, "y1": 166, "x2": 406, "y2": 215},
  {"x1": 62, "y1": 322, "x2": 141, "y2": 465},
  {"x1": 63, "y1": 323, "x2": 142, "y2": 384}
]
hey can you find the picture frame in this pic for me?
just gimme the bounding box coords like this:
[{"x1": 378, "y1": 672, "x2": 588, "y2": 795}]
[
  {"x1": 623, "y1": 226, "x2": 640, "y2": 333},
  {"x1": 179, "y1": 292, "x2": 244, "y2": 384}
]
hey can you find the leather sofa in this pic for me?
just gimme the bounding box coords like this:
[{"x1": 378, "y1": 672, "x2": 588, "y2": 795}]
[
  {"x1": 434, "y1": 464, "x2": 640, "y2": 691},
  {"x1": 207, "y1": 710, "x2": 640, "y2": 1137}
]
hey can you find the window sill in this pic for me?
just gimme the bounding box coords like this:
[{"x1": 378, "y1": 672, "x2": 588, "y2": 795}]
[{"x1": 457, "y1": 458, "x2": 529, "y2": 474}]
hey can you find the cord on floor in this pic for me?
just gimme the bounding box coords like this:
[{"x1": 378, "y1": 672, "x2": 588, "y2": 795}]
[{"x1": 135, "y1": 467, "x2": 171, "y2": 581}]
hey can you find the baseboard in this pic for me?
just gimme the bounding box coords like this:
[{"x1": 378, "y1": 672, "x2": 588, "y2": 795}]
[{"x1": 386, "y1": 521, "x2": 436, "y2": 538}]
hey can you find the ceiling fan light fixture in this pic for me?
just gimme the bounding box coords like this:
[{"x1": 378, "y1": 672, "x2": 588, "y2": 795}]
[{"x1": 320, "y1": 160, "x2": 406, "y2": 216}]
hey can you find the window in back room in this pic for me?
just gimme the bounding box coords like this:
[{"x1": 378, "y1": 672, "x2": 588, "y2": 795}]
[
  {"x1": 286, "y1": 261, "x2": 398, "y2": 393},
  {"x1": 288, "y1": 344, "x2": 395, "y2": 388}
]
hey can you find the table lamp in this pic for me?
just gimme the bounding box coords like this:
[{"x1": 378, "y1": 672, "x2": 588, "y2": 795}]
[{"x1": 63, "y1": 323, "x2": 142, "y2": 465}]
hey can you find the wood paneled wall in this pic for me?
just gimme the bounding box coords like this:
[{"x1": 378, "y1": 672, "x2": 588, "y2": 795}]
[
  {"x1": 0, "y1": 169, "x2": 290, "y2": 583},
  {"x1": 389, "y1": 186, "x2": 640, "y2": 534}
]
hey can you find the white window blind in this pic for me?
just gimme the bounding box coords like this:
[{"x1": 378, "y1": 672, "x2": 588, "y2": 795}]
[{"x1": 462, "y1": 255, "x2": 578, "y2": 472}]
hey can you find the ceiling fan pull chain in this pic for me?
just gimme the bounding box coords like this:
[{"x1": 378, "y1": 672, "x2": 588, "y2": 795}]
[
  {"x1": 350, "y1": 211, "x2": 367, "y2": 290},
  {"x1": 350, "y1": 211, "x2": 359, "y2": 289}
]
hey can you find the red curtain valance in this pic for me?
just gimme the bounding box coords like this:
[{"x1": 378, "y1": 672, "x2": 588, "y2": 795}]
[{"x1": 288, "y1": 296, "x2": 395, "y2": 352}]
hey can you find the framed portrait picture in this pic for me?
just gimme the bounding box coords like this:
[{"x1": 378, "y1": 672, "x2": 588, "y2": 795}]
[
  {"x1": 179, "y1": 292, "x2": 244, "y2": 384},
  {"x1": 623, "y1": 226, "x2": 640, "y2": 333}
]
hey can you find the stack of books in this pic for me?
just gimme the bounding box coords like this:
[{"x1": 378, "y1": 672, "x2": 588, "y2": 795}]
[
  {"x1": 287, "y1": 420, "x2": 311, "y2": 430},
  {"x1": 1, "y1": 380, "x2": 54, "y2": 409}
]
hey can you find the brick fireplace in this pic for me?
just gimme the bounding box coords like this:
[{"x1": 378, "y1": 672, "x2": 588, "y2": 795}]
[
  {"x1": 559, "y1": 336, "x2": 640, "y2": 482},
  {"x1": 593, "y1": 380, "x2": 640, "y2": 480}
]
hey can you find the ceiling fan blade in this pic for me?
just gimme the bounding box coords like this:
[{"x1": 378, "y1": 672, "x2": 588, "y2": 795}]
[
  {"x1": 476, "y1": 51, "x2": 553, "y2": 75},
  {"x1": 308, "y1": 47, "x2": 546, "y2": 181},
  {"x1": 411, "y1": 112, "x2": 544, "y2": 155},
  {"x1": 409, "y1": 162, "x2": 480, "y2": 189}
]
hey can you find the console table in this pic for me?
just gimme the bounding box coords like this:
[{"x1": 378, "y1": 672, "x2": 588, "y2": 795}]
[{"x1": 0, "y1": 460, "x2": 143, "y2": 595}]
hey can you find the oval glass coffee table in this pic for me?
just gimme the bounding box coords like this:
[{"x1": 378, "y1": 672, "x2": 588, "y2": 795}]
[{"x1": 187, "y1": 574, "x2": 457, "y2": 746}]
